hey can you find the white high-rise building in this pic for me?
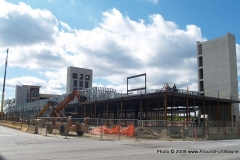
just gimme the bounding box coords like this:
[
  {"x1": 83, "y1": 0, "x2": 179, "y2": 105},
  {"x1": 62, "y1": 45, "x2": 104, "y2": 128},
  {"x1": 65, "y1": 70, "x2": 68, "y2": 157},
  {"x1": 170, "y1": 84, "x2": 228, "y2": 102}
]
[
  {"x1": 197, "y1": 32, "x2": 239, "y2": 122},
  {"x1": 66, "y1": 66, "x2": 93, "y2": 93}
]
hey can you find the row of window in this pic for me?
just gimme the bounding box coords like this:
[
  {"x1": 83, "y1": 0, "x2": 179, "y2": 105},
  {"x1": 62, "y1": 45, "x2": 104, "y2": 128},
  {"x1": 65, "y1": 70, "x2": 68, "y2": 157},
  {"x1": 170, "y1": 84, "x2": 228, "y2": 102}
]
[
  {"x1": 198, "y1": 44, "x2": 203, "y2": 92},
  {"x1": 72, "y1": 73, "x2": 91, "y2": 80},
  {"x1": 74, "y1": 88, "x2": 83, "y2": 91},
  {"x1": 73, "y1": 80, "x2": 89, "y2": 88}
]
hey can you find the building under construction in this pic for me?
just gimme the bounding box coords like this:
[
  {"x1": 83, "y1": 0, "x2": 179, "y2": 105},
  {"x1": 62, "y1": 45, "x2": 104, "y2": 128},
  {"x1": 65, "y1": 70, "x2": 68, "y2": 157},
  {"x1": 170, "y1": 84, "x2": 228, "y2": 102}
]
[
  {"x1": 63, "y1": 86, "x2": 239, "y2": 127},
  {"x1": 5, "y1": 85, "x2": 239, "y2": 127}
]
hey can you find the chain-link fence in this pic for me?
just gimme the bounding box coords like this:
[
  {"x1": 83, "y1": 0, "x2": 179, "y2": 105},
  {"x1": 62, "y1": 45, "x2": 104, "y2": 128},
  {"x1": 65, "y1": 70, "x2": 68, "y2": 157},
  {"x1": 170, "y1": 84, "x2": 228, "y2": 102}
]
[
  {"x1": 0, "y1": 113, "x2": 30, "y2": 124},
  {"x1": 137, "y1": 120, "x2": 167, "y2": 140},
  {"x1": 1, "y1": 114, "x2": 240, "y2": 141},
  {"x1": 87, "y1": 119, "x2": 137, "y2": 141},
  {"x1": 136, "y1": 120, "x2": 212, "y2": 141},
  {"x1": 136, "y1": 120, "x2": 207, "y2": 141},
  {"x1": 167, "y1": 121, "x2": 195, "y2": 140},
  {"x1": 208, "y1": 120, "x2": 239, "y2": 133},
  {"x1": 35, "y1": 117, "x2": 89, "y2": 138},
  {"x1": 33, "y1": 118, "x2": 137, "y2": 140}
]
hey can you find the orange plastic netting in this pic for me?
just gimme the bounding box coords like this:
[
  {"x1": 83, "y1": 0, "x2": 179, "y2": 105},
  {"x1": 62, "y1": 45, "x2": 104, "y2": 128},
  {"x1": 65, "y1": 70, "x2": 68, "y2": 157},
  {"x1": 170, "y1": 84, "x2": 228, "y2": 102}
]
[{"x1": 90, "y1": 125, "x2": 135, "y2": 137}]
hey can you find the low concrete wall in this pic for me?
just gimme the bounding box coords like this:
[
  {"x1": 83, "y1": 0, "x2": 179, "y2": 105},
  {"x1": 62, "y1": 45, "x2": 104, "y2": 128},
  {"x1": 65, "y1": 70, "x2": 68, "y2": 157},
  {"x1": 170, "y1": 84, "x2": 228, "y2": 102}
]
[
  {"x1": 12, "y1": 122, "x2": 22, "y2": 130},
  {"x1": 27, "y1": 125, "x2": 38, "y2": 134},
  {"x1": 208, "y1": 132, "x2": 239, "y2": 140},
  {"x1": 161, "y1": 129, "x2": 170, "y2": 137},
  {"x1": 208, "y1": 132, "x2": 226, "y2": 140},
  {"x1": 16, "y1": 122, "x2": 22, "y2": 130},
  {"x1": 21, "y1": 124, "x2": 29, "y2": 132},
  {"x1": 189, "y1": 128, "x2": 204, "y2": 137},
  {"x1": 5, "y1": 121, "x2": 13, "y2": 128},
  {"x1": 226, "y1": 132, "x2": 239, "y2": 139}
]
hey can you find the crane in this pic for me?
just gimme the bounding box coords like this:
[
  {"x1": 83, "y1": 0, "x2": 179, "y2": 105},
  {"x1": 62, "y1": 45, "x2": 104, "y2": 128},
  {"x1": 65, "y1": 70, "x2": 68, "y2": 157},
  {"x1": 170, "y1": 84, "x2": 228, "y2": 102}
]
[{"x1": 0, "y1": 49, "x2": 9, "y2": 120}]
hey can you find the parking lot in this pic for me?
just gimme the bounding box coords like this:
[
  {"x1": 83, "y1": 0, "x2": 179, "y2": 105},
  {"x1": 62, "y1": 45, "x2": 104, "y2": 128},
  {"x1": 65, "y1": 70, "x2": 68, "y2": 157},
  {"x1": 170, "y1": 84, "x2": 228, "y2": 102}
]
[{"x1": 0, "y1": 125, "x2": 240, "y2": 160}]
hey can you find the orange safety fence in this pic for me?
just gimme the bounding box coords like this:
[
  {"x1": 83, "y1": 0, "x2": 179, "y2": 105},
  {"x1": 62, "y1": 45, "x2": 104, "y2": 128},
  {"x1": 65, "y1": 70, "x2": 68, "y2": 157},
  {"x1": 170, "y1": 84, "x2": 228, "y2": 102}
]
[
  {"x1": 90, "y1": 125, "x2": 135, "y2": 137},
  {"x1": 90, "y1": 125, "x2": 107, "y2": 135}
]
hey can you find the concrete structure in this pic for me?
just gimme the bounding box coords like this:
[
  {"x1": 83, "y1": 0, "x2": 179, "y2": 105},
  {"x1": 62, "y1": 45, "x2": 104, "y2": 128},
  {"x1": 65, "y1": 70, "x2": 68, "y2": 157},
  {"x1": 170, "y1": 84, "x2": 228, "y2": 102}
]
[
  {"x1": 15, "y1": 85, "x2": 41, "y2": 106},
  {"x1": 197, "y1": 32, "x2": 239, "y2": 122},
  {"x1": 15, "y1": 85, "x2": 59, "y2": 106},
  {"x1": 66, "y1": 66, "x2": 93, "y2": 93}
]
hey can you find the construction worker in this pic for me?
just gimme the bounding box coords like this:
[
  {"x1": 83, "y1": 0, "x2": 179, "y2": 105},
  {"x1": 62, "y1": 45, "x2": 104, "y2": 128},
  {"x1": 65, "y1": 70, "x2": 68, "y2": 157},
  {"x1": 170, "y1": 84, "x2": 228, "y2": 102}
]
[
  {"x1": 173, "y1": 84, "x2": 177, "y2": 92},
  {"x1": 165, "y1": 83, "x2": 169, "y2": 92}
]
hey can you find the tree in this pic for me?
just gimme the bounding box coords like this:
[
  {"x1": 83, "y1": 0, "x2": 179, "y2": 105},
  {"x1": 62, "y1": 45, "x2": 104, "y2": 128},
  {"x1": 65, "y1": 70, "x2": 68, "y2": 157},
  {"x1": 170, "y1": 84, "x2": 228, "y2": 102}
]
[{"x1": 3, "y1": 98, "x2": 15, "y2": 113}]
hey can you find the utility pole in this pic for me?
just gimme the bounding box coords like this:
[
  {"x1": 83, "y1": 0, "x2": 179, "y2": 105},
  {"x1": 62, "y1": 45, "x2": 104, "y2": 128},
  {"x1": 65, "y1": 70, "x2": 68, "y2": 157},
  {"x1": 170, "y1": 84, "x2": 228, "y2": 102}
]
[{"x1": 1, "y1": 48, "x2": 9, "y2": 114}]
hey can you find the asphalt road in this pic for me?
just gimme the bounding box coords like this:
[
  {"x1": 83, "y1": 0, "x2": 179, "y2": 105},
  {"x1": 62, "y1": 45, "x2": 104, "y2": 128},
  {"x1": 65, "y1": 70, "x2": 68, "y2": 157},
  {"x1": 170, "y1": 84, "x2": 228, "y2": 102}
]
[{"x1": 0, "y1": 125, "x2": 240, "y2": 160}]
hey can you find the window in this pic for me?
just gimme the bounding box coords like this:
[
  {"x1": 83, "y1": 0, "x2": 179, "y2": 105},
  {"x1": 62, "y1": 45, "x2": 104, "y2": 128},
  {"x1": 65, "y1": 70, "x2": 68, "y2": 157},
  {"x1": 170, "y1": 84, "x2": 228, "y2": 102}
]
[
  {"x1": 73, "y1": 88, "x2": 77, "y2": 91},
  {"x1": 79, "y1": 81, "x2": 83, "y2": 87},
  {"x1": 200, "y1": 81, "x2": 204, "y2": 92},
  {"x1": 79, "y1": 74, "x2": 83, "y2": 80},
  {"x1": 199, "y1": 69, "x2": 203, "y2": 79},
  {"x1": 85, "y1": 75, "x2": 90, "y2": 80},
  {"x1": 79, "y1": 88, "x2": 82, "y2": 90},
  {"x1": 32, "y1": 91, "x2": 38, "y2": 97},
  {"x1": 85, "y1": 81, "x2": 89, "y2": 88},
  {"x1": 72, "y1": 73, "x2": 77, "y2": 79},
  {"x1": 74, "y1": 80, "x2": 77, "y2": 87},
  {"x1": 198, "y1": 57, "x2": 203, "y2": 67},
  {"x1": 198, "y1": 44, "x2": 202, "y2": 55}
]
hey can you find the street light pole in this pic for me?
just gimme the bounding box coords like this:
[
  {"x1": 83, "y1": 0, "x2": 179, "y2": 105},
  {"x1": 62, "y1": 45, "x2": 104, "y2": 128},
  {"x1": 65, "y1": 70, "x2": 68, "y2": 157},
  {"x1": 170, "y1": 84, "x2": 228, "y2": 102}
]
[{"x1": 1, "y1": 48, "x2": 9, "y2": 114}]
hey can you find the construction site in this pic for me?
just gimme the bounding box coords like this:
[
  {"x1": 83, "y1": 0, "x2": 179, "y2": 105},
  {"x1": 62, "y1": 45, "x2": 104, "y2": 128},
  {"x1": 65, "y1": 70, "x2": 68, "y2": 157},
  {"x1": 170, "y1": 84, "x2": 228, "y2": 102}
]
[
  {"x1": 1, "y1": 33, "x2": 240, "y2": 141},
  {"x1": 0, "y1": 83, "x2": 240, "y2": 141}
]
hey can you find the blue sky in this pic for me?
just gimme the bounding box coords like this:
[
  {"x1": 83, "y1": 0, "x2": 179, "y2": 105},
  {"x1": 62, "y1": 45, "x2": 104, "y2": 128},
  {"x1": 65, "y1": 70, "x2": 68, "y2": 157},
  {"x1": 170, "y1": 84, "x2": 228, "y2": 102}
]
[{"x1": 0, "y1": 0, "x2": 240, "y2": 101}]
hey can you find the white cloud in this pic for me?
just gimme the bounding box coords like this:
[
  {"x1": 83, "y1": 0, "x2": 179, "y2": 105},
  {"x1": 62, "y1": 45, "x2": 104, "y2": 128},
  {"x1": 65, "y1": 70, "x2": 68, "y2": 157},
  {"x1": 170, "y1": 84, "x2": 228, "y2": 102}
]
[
  {"x1": 0, "y1": 1, "x2": 58, "y2": 47},
  {"x1": 0, "y1": 2, "x2": 209, "y2": 99},
  {"x1": 7, "y1": 76, "x2": 47, "y2": 87},
  {"x1": 1, "y1": 76, "x2": 48, "y2": 97},
  {"x1": 148, "y1": 0, "x2": 158, "y2": 4}
]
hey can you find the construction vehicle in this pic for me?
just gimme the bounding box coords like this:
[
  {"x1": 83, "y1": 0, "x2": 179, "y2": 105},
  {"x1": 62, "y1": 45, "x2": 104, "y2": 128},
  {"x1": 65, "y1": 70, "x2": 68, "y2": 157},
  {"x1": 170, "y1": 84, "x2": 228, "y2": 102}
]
[
  {"x1": 34, "y1": 101, "x2": 57, "y2": 119},
  {"x1": 30, "y1": 101, "x2": 57, "y2": 127},
  {"x1": 46, "y1": 90, "x2": 88, "y2": 136}
]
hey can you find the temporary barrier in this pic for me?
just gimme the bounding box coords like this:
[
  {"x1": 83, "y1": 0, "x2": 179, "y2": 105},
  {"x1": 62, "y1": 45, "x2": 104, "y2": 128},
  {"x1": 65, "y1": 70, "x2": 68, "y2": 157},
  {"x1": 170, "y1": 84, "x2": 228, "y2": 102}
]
[
  {"x1": 21, "y1": 124, "x2": 29, "y2": 132},
  {"x1": 90, "y1": 125, "x2": 135, "y2": 137},
  {"x1": 27, "y1": 125, "x2": 38, "y2": 134},
  {"x1": 11, "y1": 122, "x2": 22, "y2": 130},
  {"x1": 121, "y1": 125, "x2": 135, "y2": 136},
  {"x1": 16, "y1": 122, "x2": 22, "y2": 130},
  {"x1": 6, "y1": 121, "x2": 13, "y2": 128}
]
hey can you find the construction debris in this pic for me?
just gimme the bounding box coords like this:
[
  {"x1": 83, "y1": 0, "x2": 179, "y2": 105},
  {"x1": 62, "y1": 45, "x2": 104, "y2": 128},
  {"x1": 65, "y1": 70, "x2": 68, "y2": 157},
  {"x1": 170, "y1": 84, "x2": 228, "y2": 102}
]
[{"x1": 136, "y1": 127, "x2": 161, "y2": 139}]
